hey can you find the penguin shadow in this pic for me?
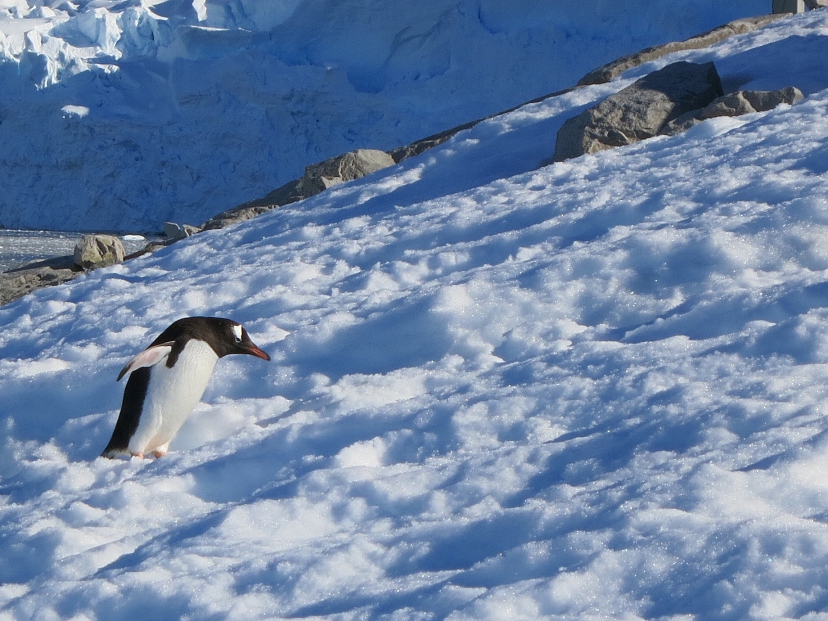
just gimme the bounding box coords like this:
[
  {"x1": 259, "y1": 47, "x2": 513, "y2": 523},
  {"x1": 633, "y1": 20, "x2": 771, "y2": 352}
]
[{"x1": 60, "y1": 412, "x2": 122, "y2": 463}]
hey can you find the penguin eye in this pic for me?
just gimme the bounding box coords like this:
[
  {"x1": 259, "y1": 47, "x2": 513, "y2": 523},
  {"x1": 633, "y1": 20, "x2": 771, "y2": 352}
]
[{"x1": 231, "y1": 324, "x2": 243, "y2": 343}]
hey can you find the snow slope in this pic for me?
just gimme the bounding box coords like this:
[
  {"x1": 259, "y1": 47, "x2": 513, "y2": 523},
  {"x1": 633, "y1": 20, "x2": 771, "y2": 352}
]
[
  {"x1": 3, "y1": 7, "x2": 828, "y2": 621},
  {"x1": 0, "y1": 0, "x2": 770, "y2": 232}
]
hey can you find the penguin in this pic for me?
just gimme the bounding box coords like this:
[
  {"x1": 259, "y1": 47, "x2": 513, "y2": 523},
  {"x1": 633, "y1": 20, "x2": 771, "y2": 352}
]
[{"x1": 101, "y1": 317, "x2": 271, "y2": 459}]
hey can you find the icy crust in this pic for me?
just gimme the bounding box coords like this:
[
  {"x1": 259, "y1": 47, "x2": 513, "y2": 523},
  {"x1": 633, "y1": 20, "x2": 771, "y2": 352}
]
[{"x1": 0, "y1": 0, "x2": 770, "y2": 231}]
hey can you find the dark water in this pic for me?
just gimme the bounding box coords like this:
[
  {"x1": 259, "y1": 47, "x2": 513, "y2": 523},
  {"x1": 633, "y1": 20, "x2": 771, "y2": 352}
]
[{"x1": 0, "y1": 230, "x2": 150, "y2": 273}]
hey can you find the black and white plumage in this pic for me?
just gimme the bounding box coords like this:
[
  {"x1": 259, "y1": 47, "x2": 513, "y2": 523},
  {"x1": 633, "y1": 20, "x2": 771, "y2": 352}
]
[{"x1": 101, "y1": 317, "x2": 271, "y2": 459}]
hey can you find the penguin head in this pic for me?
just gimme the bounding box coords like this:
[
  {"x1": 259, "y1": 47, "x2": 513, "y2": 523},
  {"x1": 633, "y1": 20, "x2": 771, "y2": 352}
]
[
  {"x1": 154, "y1": 317, "x2": 271, "y2": 361},
  {"x1": 209, "y1": 318, "x2": 271, "y2": 360}
]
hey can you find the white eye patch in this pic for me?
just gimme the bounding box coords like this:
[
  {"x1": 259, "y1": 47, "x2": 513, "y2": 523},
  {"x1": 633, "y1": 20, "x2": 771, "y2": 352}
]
[{"x1": 231, "y1": 324, "x2": 243, "y2": 341}]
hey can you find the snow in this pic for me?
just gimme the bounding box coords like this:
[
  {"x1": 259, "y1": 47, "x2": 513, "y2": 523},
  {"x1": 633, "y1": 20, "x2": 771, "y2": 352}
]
[
  {"x1": 0, "y1": 0, "x2": 771, "y2": 232},
  {"x1": 4, "y1": 4, "x2": 828, "y2": 621}
]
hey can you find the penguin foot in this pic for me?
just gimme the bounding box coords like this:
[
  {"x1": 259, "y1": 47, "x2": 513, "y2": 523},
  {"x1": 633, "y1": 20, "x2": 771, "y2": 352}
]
[
  {"x1": 152, "y1": 450, "x2": 167, "y2": 458},
  {"x1": 131, "y1": 452, "x2": 145, "y2": 459}
]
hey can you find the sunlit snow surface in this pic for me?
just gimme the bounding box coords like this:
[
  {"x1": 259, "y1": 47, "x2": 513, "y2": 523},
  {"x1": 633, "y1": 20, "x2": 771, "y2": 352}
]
[{"x1": 3, "y1": 10, "x2": 828, "y2": 621}]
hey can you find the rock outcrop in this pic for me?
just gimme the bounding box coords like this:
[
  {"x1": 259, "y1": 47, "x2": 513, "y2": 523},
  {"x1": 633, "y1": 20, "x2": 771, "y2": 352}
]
[
  {"x1": 202, "y1": 149, "x2": 395, "y2": 230},
  {"x1": 661, "y1": 86, "x2": 804, "y2": 135},
  {"x1": 201, "y1": 179, "x2": 304, "y2": 231},
  {"x1": 0, "y1": 257, "x2": 80, "y2": 306},
  {"x1": 300, "y1": 149, "x2": 396, "y2": 197},
  {"x1": 554, "y1": 61, "x2": 724, "y2": 162},
  {"x1": 578, "y1": 15, "x2": 785, "y2": 86},
  {"x1": 73, "y1": 234, "x2": 125, "y2": 269}
]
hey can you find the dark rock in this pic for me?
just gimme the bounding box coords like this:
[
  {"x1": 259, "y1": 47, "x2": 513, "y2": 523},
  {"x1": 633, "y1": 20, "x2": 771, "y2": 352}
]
[
  {"x1": 661, "y1": 86, "x2": 804, "y2": 135},
  {"x1": 554, "y1": 61, "x2": 723, "y2": 162},
  {"x1": 73, "y1": 234, "x2": 125, "y2": 269},
  {"x1": 742, "y1": 86, "x2": 805, "y2": 111},
  {"x1": 125, "y1": 239, "x2": 175, "y2": 260}
]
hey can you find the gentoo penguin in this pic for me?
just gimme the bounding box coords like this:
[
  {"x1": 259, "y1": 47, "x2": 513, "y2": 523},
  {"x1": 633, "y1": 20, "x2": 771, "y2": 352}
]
[{"x1": 101, "y1": 317, "x2": 270, "y2": 459}]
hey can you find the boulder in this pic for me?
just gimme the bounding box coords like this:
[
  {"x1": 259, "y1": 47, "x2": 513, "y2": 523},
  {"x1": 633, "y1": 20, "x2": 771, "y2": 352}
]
[
  {"x1": 73, "y1": 234, "x2": 125, "y2": 269},
  {"x1": 163, "y1": 222, "x2": 201, "y2": 241},
  {"x1": 661, "y1": 86, "x2": 804, "y2": 135},
  {"x1": 742, "y1": 86, "x2": 805, "y2": 111},
  {"x1": 553, "y1": 61, "x2": 724, "y2": 162},
  {"x1": 300, "y1": 149, "x2": 396, "y2": 197}
]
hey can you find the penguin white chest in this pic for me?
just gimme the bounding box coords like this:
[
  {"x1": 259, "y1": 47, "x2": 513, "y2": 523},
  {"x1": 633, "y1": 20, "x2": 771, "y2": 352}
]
[{"x1": 129, "y1": 340, "x2": 219, "y2": 455}]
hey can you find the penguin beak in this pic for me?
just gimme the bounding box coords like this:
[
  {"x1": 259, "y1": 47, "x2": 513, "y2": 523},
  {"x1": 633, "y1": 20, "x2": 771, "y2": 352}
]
[{"x1": 245, "y1": 344, "x2": 271, "y2": 361}]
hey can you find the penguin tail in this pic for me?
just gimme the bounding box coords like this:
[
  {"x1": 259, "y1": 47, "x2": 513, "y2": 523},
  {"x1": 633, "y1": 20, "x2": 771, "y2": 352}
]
[{"x1": 100, "y1": 444, "x2": 130, "y2": 459}]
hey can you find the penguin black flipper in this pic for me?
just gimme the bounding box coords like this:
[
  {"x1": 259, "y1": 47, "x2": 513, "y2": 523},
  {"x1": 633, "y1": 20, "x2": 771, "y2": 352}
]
[
  {"x1": 103, "y1": 341, "x2": 175, "y2": 457},
  {"x1": 101, "y1": 367, "x2": 151, "y2": 458}
]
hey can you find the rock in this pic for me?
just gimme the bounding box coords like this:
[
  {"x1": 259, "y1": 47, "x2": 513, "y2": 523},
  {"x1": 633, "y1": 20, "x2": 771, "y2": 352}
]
[
  {"x1": 390, "y1": 121, "x2": 478, "y2": 163},
  {"x1": 201, "y1": 179, "x2": 304, "y2": 230},
  {"x1": 300, "y1": 149, "x2": 395, "y2": 197},
  {"x1": 163, "y1": 222, "x2": 201, "y2": 241},
  {"x1": 73, "y1": 234, "x2": 125, "y2": 269},
  {"x1": 125, "y1": 239, "x2": 174, "y2": 261},
  {"x1": 391, "y1": 85, "x2": 577, "y2": 164},
  {"x1": 553, "y1": 61, "x2": 723, "y2": 162},
  {"x1": 661, "y1": 86, "x2": 804, "y2": 135},
  {"x1": 773, "y1": 0, "x2": 805, "y2": 12},
  {"x1": 578, "y1": 15, "x2": 785, "y2": 86},
  {"x1": 742, "y1": 86, "x2": 805, "y2": 111},
  {"x1": 202, "y1": 150, "x2": 395, "y2": 231},
  {"x1": 0, "y1": 257, "x2": 80, "y2": 306}
]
